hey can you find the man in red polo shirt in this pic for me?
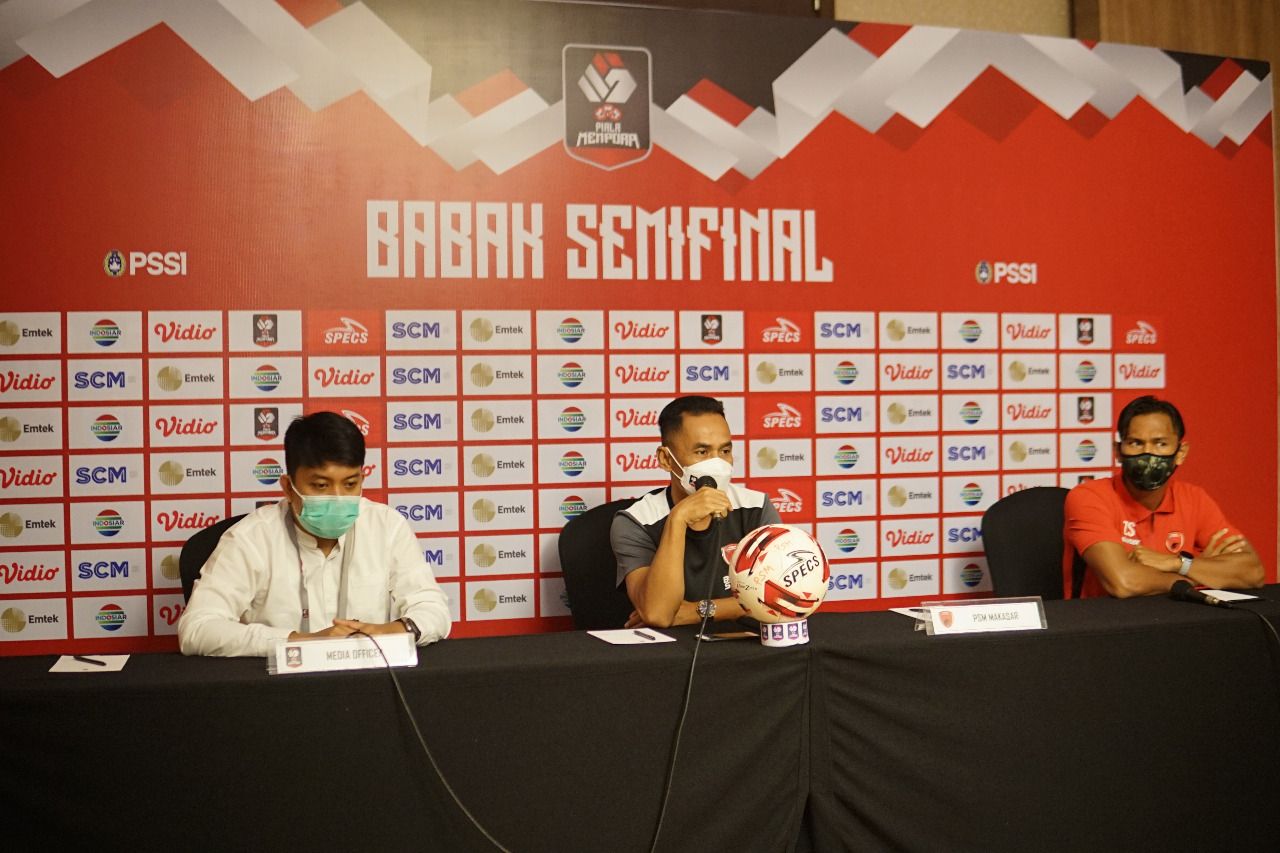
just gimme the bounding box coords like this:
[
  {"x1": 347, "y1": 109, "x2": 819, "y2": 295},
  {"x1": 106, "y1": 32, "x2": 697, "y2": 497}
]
[{"x1": 1063, "y1": 395, "x2": 1264, "y2": 598}]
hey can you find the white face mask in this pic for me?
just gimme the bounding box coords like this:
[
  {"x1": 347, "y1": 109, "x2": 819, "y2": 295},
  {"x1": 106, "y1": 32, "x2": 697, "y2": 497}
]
[{"x1": 664, "y1": 447, "x2": 732, "y2": 495}]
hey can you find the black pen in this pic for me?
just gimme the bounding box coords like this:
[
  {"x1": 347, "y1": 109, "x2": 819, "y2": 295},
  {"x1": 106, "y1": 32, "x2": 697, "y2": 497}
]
[
  {"x1": 73, "y1": 655, "x2": 107, "y2": 667},
  {"x1": 633, "y1": 630, "x2": 656, "y2": 641}
]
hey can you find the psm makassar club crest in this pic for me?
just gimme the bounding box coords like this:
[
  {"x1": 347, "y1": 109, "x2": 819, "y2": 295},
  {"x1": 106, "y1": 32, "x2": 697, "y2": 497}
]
[{"x1": 563, "y1": 45, "x2": 652, "y2": 170}]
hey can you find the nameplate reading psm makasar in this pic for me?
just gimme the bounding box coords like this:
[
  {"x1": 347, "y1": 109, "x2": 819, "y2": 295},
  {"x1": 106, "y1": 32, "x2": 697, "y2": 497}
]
[
  {"x1": 920, "y1": 597, "x2": 1047, "y2": 637},
  {"x1": 268, "y1": 632, "x2": 418, "y2": 675}
]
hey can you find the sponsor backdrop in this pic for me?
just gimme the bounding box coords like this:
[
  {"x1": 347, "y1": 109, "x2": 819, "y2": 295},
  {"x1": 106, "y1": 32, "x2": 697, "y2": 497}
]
[{"x1": 0, "y1": 0, "x2": 1274, "y2": 653}]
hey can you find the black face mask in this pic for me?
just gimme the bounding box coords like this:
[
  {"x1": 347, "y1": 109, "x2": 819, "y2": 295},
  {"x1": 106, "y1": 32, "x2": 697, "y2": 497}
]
[{"x1": 1119, "y1": 448, "x2": 1179, "y2": 491}]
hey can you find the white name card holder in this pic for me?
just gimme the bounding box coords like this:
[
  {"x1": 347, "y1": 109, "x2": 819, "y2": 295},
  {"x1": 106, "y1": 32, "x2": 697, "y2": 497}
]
[
  {"x1": 268, "y1": 632, "x2": 418, "y2": 675},
  {"x1": 918, "y1": 597, "x2": 1047, "y2": 636}
]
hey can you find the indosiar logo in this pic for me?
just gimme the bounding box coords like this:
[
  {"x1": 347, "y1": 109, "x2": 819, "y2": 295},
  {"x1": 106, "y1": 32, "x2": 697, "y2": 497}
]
[
  {"x1": 558, "y1": 406, "x2": 586, "y2": 432},
  {"x1": 93, "y1": 509, "x2": 125, "y2": 537},
  {"x1": 95, "y1": 603, "x2": 127, "y2": 631},
  {"x1": 833, "y1": 361, "x2": 859, "y2": 385},
  {"x1": 833, "y1": 445, "x2": 860, "y2": 469},
  {"x1": 559, "y1": 495, "x2": 588, "y2": 520},
  {"x1": 559, "y1": 451, "x2": 586, "y2": 477},
  {"x1": 91, "y1": 414, "x2": 123, "y2": 442},
  {"x1": 252, "y1": 365, "x2": 281, "y2": 392},
  {"x1": 834, "y1": 528, "x2": 860, "y2": 554},
  {"x1": 557, "y1": 317, "x2": 585, "y2": 343},
  {"x1": 958, "y1": 320, "x2": 982, "y2": 343},
  {"x1": 89, "y1": 319, "x2": 122, "y2": 348}
]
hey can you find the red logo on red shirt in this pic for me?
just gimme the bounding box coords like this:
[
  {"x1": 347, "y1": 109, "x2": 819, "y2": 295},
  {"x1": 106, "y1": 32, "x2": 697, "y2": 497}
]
[{"x1": 1165, "y1": 531, "x2": 1184, "y2": 553}]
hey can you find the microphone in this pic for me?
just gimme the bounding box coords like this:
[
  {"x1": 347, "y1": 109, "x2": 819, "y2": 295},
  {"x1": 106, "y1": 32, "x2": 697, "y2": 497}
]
[
  {"x1": 1169, "y1": 579, "x2": 1235, "y2": 609},
  {"x1": 693, "y1": 475, "x2": 718, "y2": 491}
]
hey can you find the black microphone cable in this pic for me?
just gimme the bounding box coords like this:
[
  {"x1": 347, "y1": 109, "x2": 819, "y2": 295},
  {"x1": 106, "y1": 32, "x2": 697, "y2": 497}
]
[
  {"x1": 352, "y1": 629, "x2": 512, "y2": 853},
  {"x1": 1168, "y1": 582, "x2": 1280, "y2": 671},
  {"x1": 648, "y1": 478, "x2": 725, "y2": 853}
]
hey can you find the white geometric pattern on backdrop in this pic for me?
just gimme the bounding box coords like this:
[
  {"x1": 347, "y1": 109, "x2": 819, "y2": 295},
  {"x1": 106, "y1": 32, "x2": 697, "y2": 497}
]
[{"x1": 2, "y1": 0, "x2": 1273, "y2": 180}]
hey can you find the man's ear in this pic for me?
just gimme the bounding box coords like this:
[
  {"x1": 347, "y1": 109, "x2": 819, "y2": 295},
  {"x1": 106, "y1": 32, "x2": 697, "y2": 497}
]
[
  {"x1": 279, "y1": 474, "x2": 293, "y2": 500},
  {"x1": 1175, "y1": 441, "x2": 1190, "y2": 466},
  {"x1": 656, "y1": 446, "x2": 676, "y2": 475}
]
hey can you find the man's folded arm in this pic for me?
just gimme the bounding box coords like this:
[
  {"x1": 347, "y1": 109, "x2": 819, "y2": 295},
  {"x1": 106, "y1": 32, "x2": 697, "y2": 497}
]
[{"x1": 1079, "y1": 540, "x2": 1183, "y2": 598}]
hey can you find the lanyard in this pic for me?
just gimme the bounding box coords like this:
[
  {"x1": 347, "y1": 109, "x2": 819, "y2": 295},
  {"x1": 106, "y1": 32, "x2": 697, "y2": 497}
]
[{"x1": 284, "y1": 508, "x2": 355, "y2": 633}]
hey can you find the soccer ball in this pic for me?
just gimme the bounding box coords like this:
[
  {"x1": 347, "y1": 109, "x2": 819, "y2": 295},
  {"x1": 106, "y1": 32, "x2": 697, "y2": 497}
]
[{"x1": 727, "y1": 524, "x2": 830, "y2": 623}]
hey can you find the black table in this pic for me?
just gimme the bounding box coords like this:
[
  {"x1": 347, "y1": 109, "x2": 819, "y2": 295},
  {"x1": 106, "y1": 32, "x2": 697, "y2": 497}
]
[{"x1": 2, "y1": 591, "x2": 1279, "y2": 852}]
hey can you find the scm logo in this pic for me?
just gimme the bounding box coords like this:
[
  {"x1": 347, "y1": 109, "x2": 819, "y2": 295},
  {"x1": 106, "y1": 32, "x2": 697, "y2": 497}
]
[{"x1": 103, "y1": 250, "x2": 188, "y2": 277}]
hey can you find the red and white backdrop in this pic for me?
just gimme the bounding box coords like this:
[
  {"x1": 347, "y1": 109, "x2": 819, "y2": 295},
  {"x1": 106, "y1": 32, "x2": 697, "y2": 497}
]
[{"x1": 0, "y1": 0, "x2": 1274, "y2": 654}]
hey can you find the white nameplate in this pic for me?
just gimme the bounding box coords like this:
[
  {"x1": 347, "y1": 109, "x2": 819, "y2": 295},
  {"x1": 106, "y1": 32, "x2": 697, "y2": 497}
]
[
  {"x1": 268, "y1": 632, "x2": 418, "y2": 675},
  {"x1": 920, "y1": 597, "x2": 1046, "y2": 636}
]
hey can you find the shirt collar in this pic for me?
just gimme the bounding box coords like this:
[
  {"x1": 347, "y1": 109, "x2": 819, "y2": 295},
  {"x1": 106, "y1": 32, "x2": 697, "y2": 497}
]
[{"x1": 1110, "y1": 471, "x2": 1176, "y2": 518}]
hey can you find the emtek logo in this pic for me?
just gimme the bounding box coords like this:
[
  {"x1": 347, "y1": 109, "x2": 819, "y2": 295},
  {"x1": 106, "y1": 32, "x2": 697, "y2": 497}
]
[
  {"x1": 104, "y1": 250, "x2": 187, "y2": 277},
  {"x1": 976, "y1": 260, "x2": 1037, "y2": 285}
]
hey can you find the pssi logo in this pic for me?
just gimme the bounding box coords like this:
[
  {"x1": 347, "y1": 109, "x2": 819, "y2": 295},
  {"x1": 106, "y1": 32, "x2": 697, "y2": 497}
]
[
  {"x1": 975, "y1": 260, "x2": 1037, "y2": 285},
  {"x1": 564, "y1": 45, "x2": 652, "y2": 170},
  {"x1": 103, "y1": 249, "x2": 187, "y2": 277}
]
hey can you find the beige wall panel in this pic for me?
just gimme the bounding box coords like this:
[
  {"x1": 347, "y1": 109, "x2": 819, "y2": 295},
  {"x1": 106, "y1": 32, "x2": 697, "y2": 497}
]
[{"x1": 834, "y1": 0, "x2": 1071, "y2": 35}]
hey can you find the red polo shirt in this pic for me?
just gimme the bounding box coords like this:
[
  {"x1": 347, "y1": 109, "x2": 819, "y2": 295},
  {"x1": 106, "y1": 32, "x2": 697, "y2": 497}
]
[{"x1": 1062, "y1": 475, "x2": 1238, "y2": 598}]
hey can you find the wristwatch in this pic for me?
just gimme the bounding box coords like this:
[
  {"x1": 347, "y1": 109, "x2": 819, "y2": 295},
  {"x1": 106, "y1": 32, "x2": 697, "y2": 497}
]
[
  {"x1": 697, "y1": 599, "x2": 717, "y2": 620},
  {"x1": 399, "y1": 616, "x2": 421, "y2": 642},
  {"x1": 1178, "y1": 551, "x2": 1194, "y2": 577}
]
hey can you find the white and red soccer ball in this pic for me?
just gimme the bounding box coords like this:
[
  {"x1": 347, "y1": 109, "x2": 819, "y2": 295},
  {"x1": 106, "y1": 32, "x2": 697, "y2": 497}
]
[{"x1": 726, "y1": 524, "x2": 830, "y2": 623}]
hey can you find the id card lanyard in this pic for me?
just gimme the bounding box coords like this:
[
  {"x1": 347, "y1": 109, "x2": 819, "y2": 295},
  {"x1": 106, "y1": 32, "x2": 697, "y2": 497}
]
[{"x1": 285, "y1": 510, "x2": 355, "y2": 633}]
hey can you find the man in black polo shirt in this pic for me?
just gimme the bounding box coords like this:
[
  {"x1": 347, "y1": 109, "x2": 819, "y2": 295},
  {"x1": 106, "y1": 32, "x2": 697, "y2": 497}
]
[{"x1": 611, "y1": 395, "x2": 781, "y2": 628}]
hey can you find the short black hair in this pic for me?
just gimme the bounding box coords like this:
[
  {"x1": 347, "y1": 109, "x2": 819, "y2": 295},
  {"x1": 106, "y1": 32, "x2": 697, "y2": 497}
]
[
  {"x1": 658, "y1": 395, "x2": 725, "y2": 444},
  {"x1": 1116, "y1": 396, "x2": 1185, "y2": 442},
  {"x1": 283, "y1": 411, "x2": 365, "y2": 479}
]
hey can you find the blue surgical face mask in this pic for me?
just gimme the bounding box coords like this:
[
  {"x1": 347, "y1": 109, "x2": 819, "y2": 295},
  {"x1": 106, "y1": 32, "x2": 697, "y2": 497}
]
[{"x1": 290, "y1": 482, "x2": 361, "y2": 539}]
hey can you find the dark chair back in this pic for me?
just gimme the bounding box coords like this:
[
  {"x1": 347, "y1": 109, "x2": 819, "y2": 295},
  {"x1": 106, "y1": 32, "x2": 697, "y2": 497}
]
[
  {"x1": 981, "y1": 487, "x2": 1084, "y2": 599},
  {"x1": 558, "y1": 498, "x2": 638, "y2": 630},
  {"x1": 180, "y1": 514, "x2": 246, "y2": 602}
]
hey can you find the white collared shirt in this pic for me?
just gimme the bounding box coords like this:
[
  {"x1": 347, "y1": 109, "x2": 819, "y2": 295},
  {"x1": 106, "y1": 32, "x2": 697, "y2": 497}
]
[{"x1": 177, "y1": 499, "x2": 451, "y2": 657}]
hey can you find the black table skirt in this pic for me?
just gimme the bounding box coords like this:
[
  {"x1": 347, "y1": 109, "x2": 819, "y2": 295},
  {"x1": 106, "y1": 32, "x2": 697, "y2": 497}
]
[{"x1": 3, "y1": 590, "x2": 1279, "y2": 852}]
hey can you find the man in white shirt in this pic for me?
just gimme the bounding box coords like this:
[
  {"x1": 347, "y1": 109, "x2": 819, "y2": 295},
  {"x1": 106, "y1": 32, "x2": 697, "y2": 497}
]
[{"x1": 178, "y1": 411, "x2": 451, "y2": 656}]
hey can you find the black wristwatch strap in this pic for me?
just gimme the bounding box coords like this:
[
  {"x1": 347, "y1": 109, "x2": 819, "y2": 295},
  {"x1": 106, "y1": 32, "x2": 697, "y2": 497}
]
[{"x1": 399, "y1": 617, "x2": 421, "y2": 642}]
